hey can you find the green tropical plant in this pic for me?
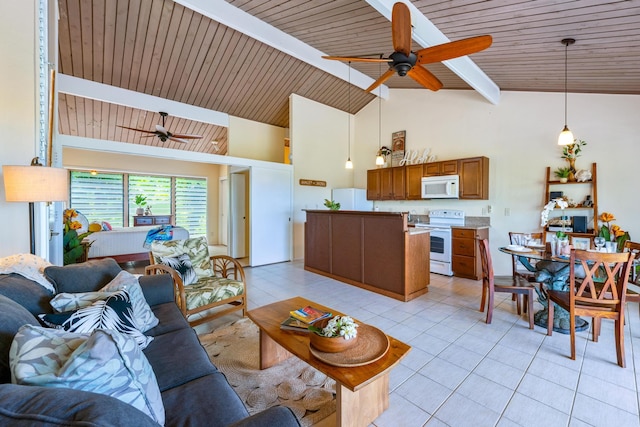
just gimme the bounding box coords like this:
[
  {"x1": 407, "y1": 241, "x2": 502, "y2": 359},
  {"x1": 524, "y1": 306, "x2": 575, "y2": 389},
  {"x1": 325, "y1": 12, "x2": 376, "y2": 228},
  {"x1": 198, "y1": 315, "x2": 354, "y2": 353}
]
[
  {"x1": 554, "y1": 167, "x2": 571, "y2": 178},
  {"x1": 135, "y1": 194, "x2": 147, "y2": 207},
  {"x1": 63, "y1": 209, "x2": 95, "y2": 265},
  {"x1": 323, "y1": 199, "x2": 340, "y2": 210}
]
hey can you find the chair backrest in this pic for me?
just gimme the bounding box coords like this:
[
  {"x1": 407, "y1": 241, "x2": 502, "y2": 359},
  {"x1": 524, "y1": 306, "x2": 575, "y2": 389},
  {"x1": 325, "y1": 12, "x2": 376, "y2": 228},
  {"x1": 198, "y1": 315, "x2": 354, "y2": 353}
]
[
  {"x1": 478, "y1": 238, "x2": 494, "y2": 291},
  {"x1": 509, "y1": 232, "x2": 543, "y2": 275},
  {"x1": 569, "y1": 249, "x2": 635, "y2": 308},
  {"x1": 623, "y1": 240, "x2": 640, "y2": 283}
]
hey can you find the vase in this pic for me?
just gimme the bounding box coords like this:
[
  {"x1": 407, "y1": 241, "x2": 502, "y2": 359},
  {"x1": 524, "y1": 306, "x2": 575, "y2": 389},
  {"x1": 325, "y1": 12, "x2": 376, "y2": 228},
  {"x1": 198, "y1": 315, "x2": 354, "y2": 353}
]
[
  {"x1": 567, "y1": 158, "x2": 576, "y2": 181},
  {"x1": 559, "y1": 177, "x2": 568, "y2": 183}
]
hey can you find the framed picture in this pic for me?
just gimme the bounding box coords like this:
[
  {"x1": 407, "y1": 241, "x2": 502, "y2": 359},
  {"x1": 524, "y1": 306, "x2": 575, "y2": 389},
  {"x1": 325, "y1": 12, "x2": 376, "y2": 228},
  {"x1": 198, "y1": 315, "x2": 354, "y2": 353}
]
[
  {"x1": 571, "y1": 237, "x2": 591, "y2": 250},
  {"x1": 391, "y1": 130, "x2": 406, "y2": 167}
]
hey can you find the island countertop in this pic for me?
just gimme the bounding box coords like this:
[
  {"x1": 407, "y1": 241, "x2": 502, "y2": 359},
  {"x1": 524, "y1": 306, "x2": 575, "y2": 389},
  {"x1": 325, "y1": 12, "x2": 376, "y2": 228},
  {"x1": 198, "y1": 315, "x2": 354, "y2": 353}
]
[{"x1": 303, "y1": 210, "x2": 430, "y2": 301}]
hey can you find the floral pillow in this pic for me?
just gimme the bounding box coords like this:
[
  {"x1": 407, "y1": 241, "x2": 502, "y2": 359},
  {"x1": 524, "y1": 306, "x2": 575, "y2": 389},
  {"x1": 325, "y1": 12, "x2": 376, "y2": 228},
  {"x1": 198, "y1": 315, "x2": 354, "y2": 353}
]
[
  {"x1": 10, "y1": 325, "x2": 164, "y2": 425},
  {"x1": 159, "y1": 253, "x2": 198, "y2": 285},
  {"x1": 39, "y1": 289, "x2": 152, "y2": 349},
  {"x1": 151, "y1": 236, "x2": 213, "y2": 279},
  {"x1": 0, "y1": 253, "x2": 54, "y2": 293},
  {"x1": 49, "y1": 270, "x2": 159, "y2": 332}
]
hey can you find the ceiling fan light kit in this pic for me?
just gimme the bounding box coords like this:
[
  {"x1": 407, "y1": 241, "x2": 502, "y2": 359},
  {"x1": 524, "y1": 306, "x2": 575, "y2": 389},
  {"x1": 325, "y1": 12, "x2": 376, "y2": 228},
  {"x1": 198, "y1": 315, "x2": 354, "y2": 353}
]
[
  {"x1": 323, "y1": 3, "x2": 492, "y2": 94},
  {"x1": 558, "y1": 38, "x2": 576, "y2": 146}
]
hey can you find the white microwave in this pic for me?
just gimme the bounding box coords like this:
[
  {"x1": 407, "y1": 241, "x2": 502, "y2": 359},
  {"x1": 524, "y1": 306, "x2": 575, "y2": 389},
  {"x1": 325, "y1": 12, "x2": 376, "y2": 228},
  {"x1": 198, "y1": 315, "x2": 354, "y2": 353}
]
[{"x1": 421, "y1": 175, "x2": 459, "y2": 199}]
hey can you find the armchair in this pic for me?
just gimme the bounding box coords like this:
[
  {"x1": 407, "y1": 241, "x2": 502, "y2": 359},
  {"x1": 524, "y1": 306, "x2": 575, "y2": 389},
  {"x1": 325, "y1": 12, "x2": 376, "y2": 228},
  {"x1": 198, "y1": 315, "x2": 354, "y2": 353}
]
[{"x1": 147, "y1": 237, "x2": 246, "y2": 326}]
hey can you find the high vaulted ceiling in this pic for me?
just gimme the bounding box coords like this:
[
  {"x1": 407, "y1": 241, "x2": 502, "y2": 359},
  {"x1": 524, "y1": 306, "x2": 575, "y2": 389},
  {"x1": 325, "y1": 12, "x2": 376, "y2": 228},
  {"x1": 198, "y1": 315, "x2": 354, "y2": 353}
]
[{"x1": 57, "y1": 0, "x2": 640, "y2": 155}]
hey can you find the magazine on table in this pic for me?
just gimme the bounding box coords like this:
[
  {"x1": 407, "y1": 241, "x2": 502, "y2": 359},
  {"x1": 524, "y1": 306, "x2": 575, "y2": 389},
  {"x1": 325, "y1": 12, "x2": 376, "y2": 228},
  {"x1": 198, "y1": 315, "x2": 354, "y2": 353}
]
[
  {"x1": 280, "y1": 316, "x2": 311, "y2": 332},
  {"x1": 289, "y1": 305, "x2": 332, "y2": 324}
]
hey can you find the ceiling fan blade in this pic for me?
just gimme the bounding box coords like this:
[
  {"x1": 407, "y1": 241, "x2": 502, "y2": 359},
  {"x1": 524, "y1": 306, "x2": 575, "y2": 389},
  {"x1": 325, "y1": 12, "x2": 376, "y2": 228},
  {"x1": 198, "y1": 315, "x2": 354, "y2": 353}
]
[
  {"x1": 168, "y1": 136, "x2": 189, "y2": 144},
  {"x1": 407, "y1": 66, "x2": 443, "y2": 91},
  {"x1": 366, "y1": 68, "x2": 396, "y2": 93},
  {"x1": 322, "y1": 56, "x2": 390, "y2": 63},
  {"x1": 117, "y1": 125, "x2": 157, "y2": 135},
  {"x1": 392, "y1": 2, "x2": 412, "y2": 56},
  {"x1": 171, "y1": 134, "x2": 203, "y2": 139},
  {"x1": 416, "y1": 35, "x2": 492, "y2": 65}
]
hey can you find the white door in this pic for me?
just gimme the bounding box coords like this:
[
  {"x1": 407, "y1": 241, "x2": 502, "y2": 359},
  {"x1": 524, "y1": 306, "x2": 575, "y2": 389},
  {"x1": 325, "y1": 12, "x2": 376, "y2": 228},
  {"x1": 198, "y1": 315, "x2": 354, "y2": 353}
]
[
  {"x1": 219, "y1": 177, "x2": 229, "y2": 246},
  {"x1": 250, "y1": 166, "x2": 292, "y2": 266},
  {"x1": 230, "y1": 173, "x2": 246, "y2": 258}
]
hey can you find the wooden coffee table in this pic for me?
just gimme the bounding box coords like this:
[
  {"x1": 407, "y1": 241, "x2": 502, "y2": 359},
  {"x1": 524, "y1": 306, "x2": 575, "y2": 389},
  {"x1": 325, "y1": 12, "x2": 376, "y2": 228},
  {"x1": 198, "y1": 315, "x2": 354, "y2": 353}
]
[{"x1": 247, "y1": 296, "x2": 411, "y2": 427}]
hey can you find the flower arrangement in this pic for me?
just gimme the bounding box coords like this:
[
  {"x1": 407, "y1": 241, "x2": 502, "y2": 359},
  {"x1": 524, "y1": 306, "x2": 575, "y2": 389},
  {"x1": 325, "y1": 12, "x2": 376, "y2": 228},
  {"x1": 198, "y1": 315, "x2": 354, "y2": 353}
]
[
  {"x1": 598, "y1": 212, "x2": 630, "y2": 251},
  {"x1": 561, "y1": 139, "x2": 587, "y2": 160},
  {"x1": 540, "y1": 198, "x2": 568, "y2": 227},
  {"x1": 309, "y1": 315, "x2": 358, "y2": 340},
  {"x1": 377, "y1": 146, "x2": 392, "y2": 158},
  {"x1": 63, "y1": 209, "x2": 97, "y2": 265}
]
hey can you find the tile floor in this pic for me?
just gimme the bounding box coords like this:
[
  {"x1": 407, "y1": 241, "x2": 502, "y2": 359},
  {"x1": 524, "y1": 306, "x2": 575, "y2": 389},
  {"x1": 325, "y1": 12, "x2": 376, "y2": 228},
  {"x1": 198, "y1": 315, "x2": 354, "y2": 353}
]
[{"x1": 191, "y1": 260, "x2": 640, "y2": 427}]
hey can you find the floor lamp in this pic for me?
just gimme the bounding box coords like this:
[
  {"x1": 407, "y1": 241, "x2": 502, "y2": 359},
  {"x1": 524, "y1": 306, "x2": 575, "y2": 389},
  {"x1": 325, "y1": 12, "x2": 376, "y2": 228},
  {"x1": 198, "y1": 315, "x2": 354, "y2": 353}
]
[{"x1": 3, "y1": 157, "x2": 68, "y2": 254}]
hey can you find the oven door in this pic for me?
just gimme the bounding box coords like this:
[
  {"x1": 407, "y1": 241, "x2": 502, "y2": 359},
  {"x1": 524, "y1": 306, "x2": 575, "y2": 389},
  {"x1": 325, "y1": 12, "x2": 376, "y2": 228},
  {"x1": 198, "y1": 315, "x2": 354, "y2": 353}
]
[{"x1": 421, "y1": 226, "x2": 453, "y2": 276}]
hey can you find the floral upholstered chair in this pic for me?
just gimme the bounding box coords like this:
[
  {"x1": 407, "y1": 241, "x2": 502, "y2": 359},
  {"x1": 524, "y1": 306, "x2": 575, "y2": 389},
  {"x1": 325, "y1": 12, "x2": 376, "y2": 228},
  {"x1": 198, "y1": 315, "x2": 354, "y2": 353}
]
[{"x1": 146, "y1": 236, "x2": 246, "y2": 326}]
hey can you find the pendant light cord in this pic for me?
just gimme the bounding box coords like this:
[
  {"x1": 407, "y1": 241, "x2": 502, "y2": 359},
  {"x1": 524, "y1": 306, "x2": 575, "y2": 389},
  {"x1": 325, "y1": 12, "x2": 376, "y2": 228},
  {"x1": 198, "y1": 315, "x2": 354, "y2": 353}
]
[
  {"x1": 378, "y1": 58, "x2": 382, "y2": 150},
  {"x1": 348, "y1": 62, "x2": 351, "y2": 158},
  {"x1": 564, "y1": 42, "x2": 568, "y2": 126}
]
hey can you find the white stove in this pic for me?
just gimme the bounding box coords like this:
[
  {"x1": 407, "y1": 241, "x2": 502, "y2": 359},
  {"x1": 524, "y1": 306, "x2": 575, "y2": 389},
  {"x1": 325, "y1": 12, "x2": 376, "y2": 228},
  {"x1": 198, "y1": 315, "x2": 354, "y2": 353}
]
[{"x1": 415, "y1": 209, "x2": 465, "y2": 276}]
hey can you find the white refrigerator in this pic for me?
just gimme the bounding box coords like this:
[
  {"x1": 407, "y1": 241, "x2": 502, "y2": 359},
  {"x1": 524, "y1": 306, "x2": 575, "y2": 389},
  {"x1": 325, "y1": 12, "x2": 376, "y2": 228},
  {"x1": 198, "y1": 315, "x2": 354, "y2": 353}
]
[{"x1": 331, "y1": 188, "x2": 373, "y2": 211}]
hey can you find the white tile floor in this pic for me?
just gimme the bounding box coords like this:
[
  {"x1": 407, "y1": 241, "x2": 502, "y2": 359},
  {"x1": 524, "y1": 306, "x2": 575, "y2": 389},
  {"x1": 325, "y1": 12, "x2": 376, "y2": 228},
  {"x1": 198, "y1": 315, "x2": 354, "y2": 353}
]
[{"x1": 195, "y1": 260, "x2": 640, "y2": 427}]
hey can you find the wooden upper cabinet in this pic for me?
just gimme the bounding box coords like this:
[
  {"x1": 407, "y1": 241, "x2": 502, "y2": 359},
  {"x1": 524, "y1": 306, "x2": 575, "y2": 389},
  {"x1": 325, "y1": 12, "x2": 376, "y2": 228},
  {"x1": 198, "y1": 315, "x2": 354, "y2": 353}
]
[
  {"x1": 380, "y1": 168, "x2": 394, "y2": 200},
  {"x1": 405, "y1": 164, "x2": 424, "y2": 200},
  {"x1": 459, "y1": 156, "x2": 489, "y2": 199},
  {"x1": 367, "y1": 169, "x2": 381, "y2": 200},
  {"x1": 392, "y1": 167, "x2": 405, "y2": 200},
  {"x1": 424, "y1": 160, "x2": 458, "y2": 176}
]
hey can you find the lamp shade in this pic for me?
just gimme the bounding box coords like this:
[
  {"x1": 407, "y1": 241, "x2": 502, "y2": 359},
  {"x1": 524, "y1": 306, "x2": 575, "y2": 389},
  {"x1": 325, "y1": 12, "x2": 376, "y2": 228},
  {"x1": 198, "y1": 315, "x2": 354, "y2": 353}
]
[
  {"x1": 3, "y1": 165, "x2": 69, "y2": 202},
  {"x1": 557, "y1": 126, "x2": 574, "y2": 146}
]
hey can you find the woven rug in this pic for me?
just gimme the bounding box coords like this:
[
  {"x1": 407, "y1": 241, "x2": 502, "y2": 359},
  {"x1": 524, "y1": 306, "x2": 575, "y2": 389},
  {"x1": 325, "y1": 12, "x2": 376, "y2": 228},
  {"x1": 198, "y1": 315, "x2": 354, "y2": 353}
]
[{"x1": 199, "y1": 318, "x2": 336, "y2": 426}]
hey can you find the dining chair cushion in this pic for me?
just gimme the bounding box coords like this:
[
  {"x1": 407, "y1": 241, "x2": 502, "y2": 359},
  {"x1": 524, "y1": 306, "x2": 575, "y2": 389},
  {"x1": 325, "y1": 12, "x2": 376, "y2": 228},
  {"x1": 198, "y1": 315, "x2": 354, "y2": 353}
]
[
  {"x1": 150, "y1": 236, "x2": 213, "y2": 279},
  {"x1": 183, "y1": 277, "x2": 244, "y2": 312}
]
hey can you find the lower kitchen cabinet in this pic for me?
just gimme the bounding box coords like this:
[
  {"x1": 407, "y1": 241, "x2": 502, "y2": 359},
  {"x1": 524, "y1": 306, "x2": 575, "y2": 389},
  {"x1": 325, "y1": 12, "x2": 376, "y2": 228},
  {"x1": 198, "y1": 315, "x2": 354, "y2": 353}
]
[{"x1": 452, "y1": 227, "x2": 488, "y2": 280}]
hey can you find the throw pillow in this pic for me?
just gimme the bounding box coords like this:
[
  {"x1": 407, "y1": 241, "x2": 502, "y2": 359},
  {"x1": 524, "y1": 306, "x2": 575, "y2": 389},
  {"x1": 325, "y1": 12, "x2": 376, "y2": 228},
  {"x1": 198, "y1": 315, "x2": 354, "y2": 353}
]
[
  {"x1": 49, "y1": 270, "x2": 159, "y2": 332},
  {"x1": 159, "y1": 253, "x2": 198, "y2": 285},
  {"x1": 10, "y1": 325, "x2": 164, "y2": 425},
  {"x1": 0, "y1": 253, "x2": 55, "y2": 293},
  {"x1": 39, "y1": 289, "x2": 153, "y2": 349},
  {"x1": 151, "y1": 236, "x2": 213, "y2": 279}
]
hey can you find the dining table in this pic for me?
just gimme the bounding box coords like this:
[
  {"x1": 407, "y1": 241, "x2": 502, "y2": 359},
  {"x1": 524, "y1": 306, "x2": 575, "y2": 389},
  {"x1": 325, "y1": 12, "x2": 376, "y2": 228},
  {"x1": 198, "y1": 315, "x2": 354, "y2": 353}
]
[{"x1": 499, "y1": 245, "x2": 589, "y2": 334}]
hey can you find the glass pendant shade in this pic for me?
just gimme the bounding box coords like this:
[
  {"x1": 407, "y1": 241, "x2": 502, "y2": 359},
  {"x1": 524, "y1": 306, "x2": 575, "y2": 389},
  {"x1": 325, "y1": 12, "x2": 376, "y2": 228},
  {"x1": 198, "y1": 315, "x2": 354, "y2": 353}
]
[
  {"x1": 375, "y1": 155, "x2": 384, "y2": 166},
  {"x1": 345, "y1": 158, "x2": 353, "y2": 169},
  {"x1": 557, "y1": 125, "x2": 574, "y2": 146}
]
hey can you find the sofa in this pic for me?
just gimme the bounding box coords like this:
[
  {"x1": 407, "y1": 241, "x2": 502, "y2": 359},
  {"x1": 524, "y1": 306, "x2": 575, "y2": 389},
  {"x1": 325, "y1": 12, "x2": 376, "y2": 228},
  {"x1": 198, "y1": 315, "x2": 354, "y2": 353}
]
[{"x1": 0, "y1": 258, "x2": 300, "y2": 427}]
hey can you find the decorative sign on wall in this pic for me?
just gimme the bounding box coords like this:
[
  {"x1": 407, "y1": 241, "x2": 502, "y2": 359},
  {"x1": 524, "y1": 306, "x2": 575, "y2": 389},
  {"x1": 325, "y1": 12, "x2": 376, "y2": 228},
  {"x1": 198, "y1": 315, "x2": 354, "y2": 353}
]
[
  {"x1": 299, "y1": 179, "x2": 327, "y2": 187},
  {"x1": 391, "y1": 130, "x2": 406, "y2": 167}
]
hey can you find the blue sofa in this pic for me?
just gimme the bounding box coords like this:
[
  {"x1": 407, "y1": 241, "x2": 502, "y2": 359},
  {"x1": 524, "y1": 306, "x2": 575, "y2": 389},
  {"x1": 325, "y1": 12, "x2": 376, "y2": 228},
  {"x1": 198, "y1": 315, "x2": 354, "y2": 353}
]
[{"x1": 0, "y1": 258, "x2": 300, "y2": 427}]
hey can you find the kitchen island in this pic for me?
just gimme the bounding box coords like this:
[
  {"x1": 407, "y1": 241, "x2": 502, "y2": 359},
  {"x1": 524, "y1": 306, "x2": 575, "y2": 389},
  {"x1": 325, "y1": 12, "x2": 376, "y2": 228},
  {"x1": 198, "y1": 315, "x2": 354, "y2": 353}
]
[{"x1": 304, "y1": 210, "x2": 430, "y2": 301}]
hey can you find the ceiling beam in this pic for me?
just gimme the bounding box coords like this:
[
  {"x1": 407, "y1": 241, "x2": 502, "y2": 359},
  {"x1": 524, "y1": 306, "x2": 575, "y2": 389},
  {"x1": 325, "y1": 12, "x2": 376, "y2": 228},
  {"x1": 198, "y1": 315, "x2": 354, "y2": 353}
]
[
  {"x1": 174, "y1": 0, "x2": 389, "y2": 99},
  {"x1": 365, "y1": 0, "x2": 501, "y2": 104},
  {"x1": 57, "y1": 74, "x2": 230, "y2": 127}
]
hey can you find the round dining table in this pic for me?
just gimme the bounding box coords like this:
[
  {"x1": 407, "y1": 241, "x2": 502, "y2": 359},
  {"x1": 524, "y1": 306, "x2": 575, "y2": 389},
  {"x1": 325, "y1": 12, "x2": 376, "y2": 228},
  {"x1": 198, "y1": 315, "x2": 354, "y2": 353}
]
[{"x1": 499, "y1": 246, "x2": 588, "y2": 334}]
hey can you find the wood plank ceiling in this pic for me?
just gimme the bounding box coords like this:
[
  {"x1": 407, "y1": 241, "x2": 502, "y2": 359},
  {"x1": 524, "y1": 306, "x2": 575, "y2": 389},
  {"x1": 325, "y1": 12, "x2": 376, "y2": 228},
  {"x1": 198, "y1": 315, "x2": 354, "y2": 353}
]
[{"x1": 57, "y1": 0, "x2": 640, "y2": 155}]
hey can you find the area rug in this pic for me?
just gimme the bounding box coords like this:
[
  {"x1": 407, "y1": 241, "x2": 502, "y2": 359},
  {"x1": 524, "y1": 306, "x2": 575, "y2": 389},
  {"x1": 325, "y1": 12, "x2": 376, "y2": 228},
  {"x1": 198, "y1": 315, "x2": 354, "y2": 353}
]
[{"x1": 199, "y1": 318, "x2": 336, "y2": 426}]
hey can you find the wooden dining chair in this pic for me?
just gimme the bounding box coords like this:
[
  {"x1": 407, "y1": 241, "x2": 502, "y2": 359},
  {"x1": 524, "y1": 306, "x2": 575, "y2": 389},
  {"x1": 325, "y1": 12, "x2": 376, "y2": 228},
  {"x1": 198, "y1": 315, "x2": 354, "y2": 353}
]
[
  {"x1": 509, "y1": 232, "x2": 543, "y2": 283},
  {"x1": 478, "y1": 239, "x2": 536, "y2": 329},
  {"x1": 622, "y1": 240, "x2": 640, "y2": 313},
  {"x1": 546, "y1": 249, "x2": 635, "y2": 367}
]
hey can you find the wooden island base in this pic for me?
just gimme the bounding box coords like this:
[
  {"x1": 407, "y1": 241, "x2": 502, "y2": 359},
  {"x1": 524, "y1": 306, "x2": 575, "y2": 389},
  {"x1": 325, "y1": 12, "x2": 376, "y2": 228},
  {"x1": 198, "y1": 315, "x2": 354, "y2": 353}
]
[{"x1": 304, "y1": 210, "x2": 430, "y2": 301}]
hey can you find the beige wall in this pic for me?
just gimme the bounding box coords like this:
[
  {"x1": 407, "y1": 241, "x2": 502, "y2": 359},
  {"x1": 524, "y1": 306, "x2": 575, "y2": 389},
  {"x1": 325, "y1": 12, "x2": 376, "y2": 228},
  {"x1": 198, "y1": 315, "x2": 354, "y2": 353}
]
[
  {"x1": 0, "y1": 1, "x2": 38, "y2": 257},
  {"x1": 228, "y1": 116, "x2": 286, "y2": 162},
  {"x1": 63, "y1": 148, "x2": 225, "y2": 244}
]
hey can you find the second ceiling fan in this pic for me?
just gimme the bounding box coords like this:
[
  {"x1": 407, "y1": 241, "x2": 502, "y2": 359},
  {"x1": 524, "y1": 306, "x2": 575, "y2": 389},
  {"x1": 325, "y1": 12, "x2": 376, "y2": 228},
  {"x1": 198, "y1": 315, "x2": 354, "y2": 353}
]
[
  {"x1": 118, "y1": 112, "x2": 203, "y2": 144},
  {"x1": 322, "y1": 2, "x2": 492, "y2": 92}
]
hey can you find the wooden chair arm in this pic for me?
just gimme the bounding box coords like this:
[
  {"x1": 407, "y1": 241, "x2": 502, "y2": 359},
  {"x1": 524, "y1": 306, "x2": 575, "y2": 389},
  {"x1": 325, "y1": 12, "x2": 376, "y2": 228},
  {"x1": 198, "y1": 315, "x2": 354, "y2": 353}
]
[
  {"x1": 145, "y1": 263, "x2": 188, "y2": 316},
  {"x1": 210, "y1": 255, "x2": 246, "y2": 283}
]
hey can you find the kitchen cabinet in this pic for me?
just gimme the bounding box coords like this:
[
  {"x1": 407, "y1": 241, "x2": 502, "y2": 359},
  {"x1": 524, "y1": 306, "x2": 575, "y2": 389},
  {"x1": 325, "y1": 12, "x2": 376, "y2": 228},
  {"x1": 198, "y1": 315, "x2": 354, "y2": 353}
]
[
  {"x1": 380, "y1": 168, "x2": 394, "y2": 199},
  {"x1": 133, "y1": 215, "x2": 173, "y2": 226},
  {"x1": 459, "y1": 156, "x2": 489, "y2": 199},
  {"x1": 392, "y1": 166, "x2": 405, "y2": 200},
  {"x1": 304, "y1": 210, "x2": 430, "y2": 301},
  {"x1": 424, "y1": 160, "x2": 458, "y2": 176},
  {"x1": 368, "y1": 167, "x2": 404, "y2": 200},
  {"x1": 452, "y1": 227, "x2": 488, "y2": 280},
  {"x1": 543, "y1": 162, "x2": 598, "y2": 238},
  {"x1": 366, "y1": 169, "x2": 381, "y2": 200},
  {"x1": 405, "y1": 164, "x2": 424, "y2": 200}
]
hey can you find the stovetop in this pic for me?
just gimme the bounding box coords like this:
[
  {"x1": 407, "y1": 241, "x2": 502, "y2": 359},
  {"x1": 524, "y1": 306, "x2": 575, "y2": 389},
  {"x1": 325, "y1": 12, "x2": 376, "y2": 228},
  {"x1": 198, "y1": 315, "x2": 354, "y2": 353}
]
[{"x1": 428, "y1": 209, "x2": 465, "y2": 227}]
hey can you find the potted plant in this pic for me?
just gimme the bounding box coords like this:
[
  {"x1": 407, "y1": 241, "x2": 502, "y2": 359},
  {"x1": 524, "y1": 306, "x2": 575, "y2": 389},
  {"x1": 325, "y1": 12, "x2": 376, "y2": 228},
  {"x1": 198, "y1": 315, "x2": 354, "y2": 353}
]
[
  {"x1": 554, "y1": 167, "x2": 571, "y2": 183},
  {"x1": 135, "y1": 194, "x2": 147, "y2": 215},
  {"x1": 323, "y1": 199, "x2": 340, "y2": 210}
]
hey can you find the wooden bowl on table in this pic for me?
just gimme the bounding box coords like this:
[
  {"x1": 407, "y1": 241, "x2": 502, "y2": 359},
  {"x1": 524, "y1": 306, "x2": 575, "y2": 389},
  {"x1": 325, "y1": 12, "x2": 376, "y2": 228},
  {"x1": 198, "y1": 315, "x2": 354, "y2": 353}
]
[{"x1": 309, "y1": 318, "x2": 358, "y2": 353}]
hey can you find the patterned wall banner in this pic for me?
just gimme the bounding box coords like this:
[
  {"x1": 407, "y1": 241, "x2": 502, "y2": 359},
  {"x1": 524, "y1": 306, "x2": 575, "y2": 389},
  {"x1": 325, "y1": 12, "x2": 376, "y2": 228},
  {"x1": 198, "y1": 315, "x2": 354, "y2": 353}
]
[
  {"x1": 391, "y1": 130, "x2": 406, "y2": 167},
  {"x1": 299, "y1": 179, "x2": 327, "y2": 187}
]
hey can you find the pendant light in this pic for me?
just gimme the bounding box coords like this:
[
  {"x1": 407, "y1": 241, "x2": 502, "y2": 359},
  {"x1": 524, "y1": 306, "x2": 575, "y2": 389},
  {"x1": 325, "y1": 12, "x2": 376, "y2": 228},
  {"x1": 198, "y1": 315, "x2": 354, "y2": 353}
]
[
  {"x1": 345, "y1": 62, "x2": 353, "y2": 169},
  {"x1": 558, "y1": 38, "x2": 575, "y2": 146},
  {"x1": 375, "y1": 59, "x2": 385, "y2": 166}
]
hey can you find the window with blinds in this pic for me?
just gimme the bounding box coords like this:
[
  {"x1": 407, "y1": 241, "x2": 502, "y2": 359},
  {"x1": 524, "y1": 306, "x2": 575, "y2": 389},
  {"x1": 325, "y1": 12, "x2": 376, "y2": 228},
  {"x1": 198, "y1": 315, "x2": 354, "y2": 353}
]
[
  {"x1": 70, "y1": 172, "x2": 125, "y2": 227},
  {"x1": 69, "y1": 171, "x2": 207, "y2": 237}
]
